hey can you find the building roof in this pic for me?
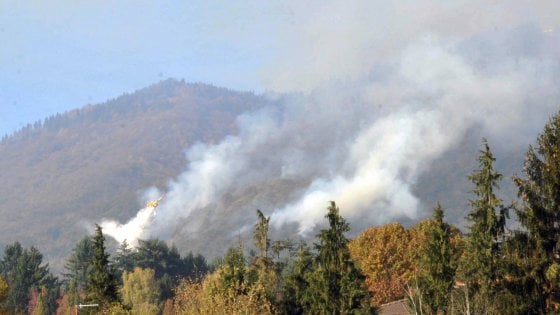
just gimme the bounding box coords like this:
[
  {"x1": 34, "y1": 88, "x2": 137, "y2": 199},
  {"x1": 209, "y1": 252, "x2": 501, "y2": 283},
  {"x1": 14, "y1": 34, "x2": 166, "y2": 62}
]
[{"x1": 379, "y1": 299, "x2": 411, "y2": 315}]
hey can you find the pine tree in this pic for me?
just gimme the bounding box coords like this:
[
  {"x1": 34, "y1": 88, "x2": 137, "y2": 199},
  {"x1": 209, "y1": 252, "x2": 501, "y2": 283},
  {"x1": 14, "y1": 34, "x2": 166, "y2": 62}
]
[
  {"x1": 135, "y1": 239, "x2": 184, "y2": 300},
  {"x1": 220, "y1": 245, "x2": 247, "y2": 295},
  {"x1": 0, "y1": 242, "x2": 54, "y2": 314},
  {"x1": 282, "y1": 244, "x2": 313, "y2": 315},
  {"x1": 86, "y1": 224, "x2": 117, "y2": 306},
  {"x1": 63, "y1": 236, "x2": 94, "y2": 293},
  {"x1": 305, "y1": 201, "x2": 374, "y2": 314},
  {"x1": 249, "y1": 210, "x2": 277, "y2": 305},
  {"x1": 462, "y1": 140, "x2": 508, "y2": 301},
  {"x1": 514, "y1": 112, "x2": 560, "y2": 311},
  {"x1": 254, "y1": 209, "x2": 271, "y2": 262},
  {"x1": 419, "y1": 203, "x2": 457, "y2": 314},
  {"x1": 251, "y1": 209, "x2": 272, "y2": 279},
  {"x1": 113, "y1": 239, "x2": 135, "y2": 279}
]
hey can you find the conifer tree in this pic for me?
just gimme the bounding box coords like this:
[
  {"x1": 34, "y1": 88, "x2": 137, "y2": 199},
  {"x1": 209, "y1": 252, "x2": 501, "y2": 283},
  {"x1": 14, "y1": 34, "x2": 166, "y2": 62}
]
[
  {"x1": 222, "y1": 245, "x2": 247, "y2": 292},
  {"x1": 113, "y1": 239, "x2": 135, "y2": 278},
  {"x1": 282, "y1": 244, "x2": 313, "y2": 315},
  {"x1": 514, "y1": 112, "x2": 560, "y2": 311},
  {"x1": 86, "y1": 224, "x2": 117, "y2": 306},
  {"x1": 63, "y1": 236, "x2": 94, "y2": 292},
  {"x1": 0, "y1": 242, "x2": 55, "y2": 314},
  {"x1": 462, "y1": 140, "x2": 508, "y2": 300},
  {"x1": 419, "y1": 203, "x2": 457, "y2": 314},
  {"x1": 305, "y1": 201, "x2": 374, "y2": 314},
  {"x1": 249, "y1": 210, "x2": 277, "y2": 304},
  {"x1": 135, "y1": 239, "x2": 185, "y2": 300},
  {"x1": 254, "y1": 209, "x2": 271, "y2": 262}
]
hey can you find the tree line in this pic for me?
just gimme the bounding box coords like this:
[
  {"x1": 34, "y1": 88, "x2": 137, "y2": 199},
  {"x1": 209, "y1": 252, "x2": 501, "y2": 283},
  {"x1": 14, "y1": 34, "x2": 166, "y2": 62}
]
[
  {"x1": 0, "y1": 202, "x2": 373, "y2": 314},
  {"x1": 347, "y1": 112, "x2": 560, "y2": 314},
  {"x1": 2, "y1": 112, "x2": 560, "y2": 314}
]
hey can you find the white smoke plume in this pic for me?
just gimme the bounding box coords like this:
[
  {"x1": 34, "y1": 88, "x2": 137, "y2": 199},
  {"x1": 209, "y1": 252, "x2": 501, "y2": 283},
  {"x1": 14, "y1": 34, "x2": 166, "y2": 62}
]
[
  {"x1": 102, "y1": 1, "x2": 560, "y2": 246},
  {"x1": 101, "y1": 205, "x2": 156, "y2": 247}
]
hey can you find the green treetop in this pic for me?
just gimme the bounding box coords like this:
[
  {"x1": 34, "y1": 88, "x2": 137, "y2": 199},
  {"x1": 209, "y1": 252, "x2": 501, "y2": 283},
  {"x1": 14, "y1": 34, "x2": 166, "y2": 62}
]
[
  {"x1": 305, "y1": 201, "x2": 375, "y2": 314},
  {"x1": 419, "y1": 203, "x2": 457, "y2": 314},
  {"x1": 86, "y1": 224, "x2": 117, "y2": 306},
  {"x1": 463, "y1": 140, "x2": 508, "y2": 293},
  {"x1": 514, "y1": 112, "x2": 560, "y2": 312}
]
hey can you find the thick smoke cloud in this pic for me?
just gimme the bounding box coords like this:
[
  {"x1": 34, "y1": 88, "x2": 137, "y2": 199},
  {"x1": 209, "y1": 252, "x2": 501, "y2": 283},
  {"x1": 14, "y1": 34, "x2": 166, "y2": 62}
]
[{"x1": 102, "y1": 1, "x2": 560, "y2": 246}]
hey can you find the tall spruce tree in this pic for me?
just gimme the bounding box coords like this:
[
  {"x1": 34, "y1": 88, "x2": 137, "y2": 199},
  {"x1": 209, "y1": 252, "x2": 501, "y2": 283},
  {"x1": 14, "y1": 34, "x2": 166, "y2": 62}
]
[
  {"x1": 514, "y1": 112, "x2": 560, "y2": 311},
  {"x1": 113, "y1": 239, "x2": 135, "y2": 279},
  {"x1": 419, "y1": 203, "x2": 456, "y2": 314},
  {"x1": 63, "y1": 236, "x2": 94, "y2": 291},
  {"x1": 0, "y1": 242, "x2": 55, "y2": 314},
  {"x1": 249, "y1": 209, "x2": 277, "y2": 305},
  {"x1": 86, "y1": 224, "x2": 117, "y2": 306},
  {"x1": 254, "y1": 209, "x2": 271, "y2": 261},
  {"x1": 282, "y1": 244, "x2": 313, "y2": 315},
  {"x1": 305, "y1": 201, "x2": 374, "y2": 314},
  {"x1": 462, "y1": 140, "x2": 508, "y2": 298}
]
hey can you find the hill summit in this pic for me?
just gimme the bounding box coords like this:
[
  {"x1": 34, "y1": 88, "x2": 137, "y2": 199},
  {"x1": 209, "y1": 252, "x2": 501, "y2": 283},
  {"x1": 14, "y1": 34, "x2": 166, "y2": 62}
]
[
  {"x1": 0, "y1": 79, "x2": 266, "y2": 270},
  {"x1": 0, "y1": 79, "x2": 529, "y2": 272}
]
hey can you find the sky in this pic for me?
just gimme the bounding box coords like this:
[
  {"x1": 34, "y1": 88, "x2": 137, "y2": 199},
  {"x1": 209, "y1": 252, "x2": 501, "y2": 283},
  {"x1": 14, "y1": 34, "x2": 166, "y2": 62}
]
[
  {"x1": 70, "y1": 1, "x2": 560, "y2": 244},
  {"x1": 3, "y1": 0, "x2": 560, "y2": 248},
  {"x1": 0, "y1": 1, "x2": 289, "y2": 137},
  {"x1": 2, "y1": 1, "x2": 559, "y2": 138}
]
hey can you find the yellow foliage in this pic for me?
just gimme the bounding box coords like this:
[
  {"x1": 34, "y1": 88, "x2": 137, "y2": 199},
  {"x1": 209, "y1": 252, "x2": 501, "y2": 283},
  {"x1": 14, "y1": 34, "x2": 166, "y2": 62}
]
[
  {"x1": 350, "y1": 220, "x2": 463, "y2": 305},
  {"x1": 349, "y1": 222, "x2": 415, "y2": 305},
  {"x1": 0, "y1": 277, "x2": 8, "y2": 315},
  {"x1": 120, "y1": 267, "x2": 161, "y2": 315},
  {"x1": 101, "y1": 302, "x2": 129, "y2": 315},
  {"x1": 0, "y1": 277, "x2": 7, "y2": 304},
  {"x1": 173, "y1": 266, "x2": 274, "y2": 315}
]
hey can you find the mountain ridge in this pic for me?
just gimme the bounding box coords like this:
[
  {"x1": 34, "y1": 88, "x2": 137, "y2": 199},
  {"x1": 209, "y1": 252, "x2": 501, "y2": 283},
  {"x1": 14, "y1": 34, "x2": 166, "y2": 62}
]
[
  {"x1": 0, "y1": 78, "x2": 529, "y2": 272},
  {"x1": 0, "y1": 79, "x2": 267, "y2": 271}
]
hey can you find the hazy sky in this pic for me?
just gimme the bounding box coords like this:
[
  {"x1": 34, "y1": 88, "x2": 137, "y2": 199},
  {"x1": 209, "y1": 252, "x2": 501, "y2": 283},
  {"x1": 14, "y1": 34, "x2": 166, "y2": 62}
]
[
  {"x1": 1, "y1": 1, "x2": 559, "y2": 138},
  {"x1": 91, "y1": 1, "x2": 560, "y2": 243},
  {"x1": 0, "y1": 1, "x2": 288, "y2": 136}
]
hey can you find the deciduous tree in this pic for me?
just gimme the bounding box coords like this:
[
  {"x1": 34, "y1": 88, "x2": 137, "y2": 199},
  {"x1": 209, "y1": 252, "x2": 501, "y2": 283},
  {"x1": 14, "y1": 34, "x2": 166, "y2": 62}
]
[
  {"x1": 349, "y1": 222, "x2": 415, "y2": 305},
  {"x1": 120, "y1": 267, "x2": 160, "y2": 314}
]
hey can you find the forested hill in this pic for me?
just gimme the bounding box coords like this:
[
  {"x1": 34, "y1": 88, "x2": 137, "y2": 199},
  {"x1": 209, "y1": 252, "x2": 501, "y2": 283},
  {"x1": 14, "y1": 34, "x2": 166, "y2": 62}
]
[
  {"x1": 0, "y1": 79, "x2": 266, "y2": 270},
  {"x1": 0, "y1": 78, "x2": 528, "y2": 272}
]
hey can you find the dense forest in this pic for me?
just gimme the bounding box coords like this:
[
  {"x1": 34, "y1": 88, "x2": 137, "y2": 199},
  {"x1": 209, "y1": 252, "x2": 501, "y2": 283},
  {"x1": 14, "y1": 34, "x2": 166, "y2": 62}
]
[{"x1": 2, "y1": 111, "x2": 560, "y2": 314}]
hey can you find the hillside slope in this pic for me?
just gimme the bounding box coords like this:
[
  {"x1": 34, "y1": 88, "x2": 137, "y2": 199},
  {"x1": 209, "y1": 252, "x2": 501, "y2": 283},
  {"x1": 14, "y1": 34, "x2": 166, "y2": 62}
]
[
  {"x1": 0, "y1": 79, "x2": 266, "y2": 269},
  {"x1": 0, "y1": 79, "x2": 530, "y2": 271}
]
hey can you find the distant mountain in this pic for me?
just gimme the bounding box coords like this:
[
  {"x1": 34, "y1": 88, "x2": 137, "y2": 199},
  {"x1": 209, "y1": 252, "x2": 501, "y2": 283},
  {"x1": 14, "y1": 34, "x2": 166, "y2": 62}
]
[
  {"x1": 0, "y1": 79, "x2": 266, "y2": 271},
  {"x1": 0, "y1": 78, "x2": 529, "y2": 273}
]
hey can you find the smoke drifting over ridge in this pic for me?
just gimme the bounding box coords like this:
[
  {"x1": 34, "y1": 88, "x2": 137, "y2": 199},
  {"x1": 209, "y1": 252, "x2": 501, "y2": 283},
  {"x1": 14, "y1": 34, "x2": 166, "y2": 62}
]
[{"x1": 102, "y1": 1, "x2": 560, "y2": 246}]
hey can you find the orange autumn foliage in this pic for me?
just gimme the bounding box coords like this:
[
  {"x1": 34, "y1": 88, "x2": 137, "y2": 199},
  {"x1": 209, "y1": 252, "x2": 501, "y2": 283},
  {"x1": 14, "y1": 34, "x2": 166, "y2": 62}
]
[
  {"x1": 350, "y1": 220, "x2": 463, "y2": 305},
  {"x1": 349, "y1": 223, "x2": 415, "y2": 305}
]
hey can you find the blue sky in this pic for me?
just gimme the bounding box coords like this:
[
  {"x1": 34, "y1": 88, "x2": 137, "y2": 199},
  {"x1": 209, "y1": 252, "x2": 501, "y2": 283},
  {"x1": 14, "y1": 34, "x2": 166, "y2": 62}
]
[{"x1": 0, "y1": 1, "x2": 288, "y2": 137}]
